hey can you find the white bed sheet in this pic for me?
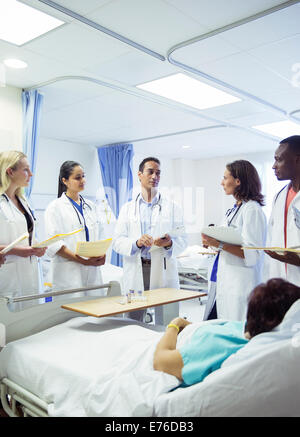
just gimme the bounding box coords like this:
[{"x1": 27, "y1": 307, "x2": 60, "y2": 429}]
[
  {"x1": 0, "y1": 317, "x2": 179, "y2": 417},
  {"x1": 177, "y1": 255, "x2": 210, "y2": 271}
]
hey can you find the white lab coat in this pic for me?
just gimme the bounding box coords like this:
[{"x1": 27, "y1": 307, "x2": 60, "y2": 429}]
[
  {"x1": 0, "y1": 194, "x2": 40, "y2": 310},
  {"x1": 44, "y1": 193, "x2": 104, "y2": 295},
  {"x1": 264, "y1": 185, "x2": 300, "y2": 286},
  {"x1": 112, "y1": 195, "x2": 187, "y2": 295},
  {"x1": 216, "y1": 200, "x2": 267, "y2": 321}
]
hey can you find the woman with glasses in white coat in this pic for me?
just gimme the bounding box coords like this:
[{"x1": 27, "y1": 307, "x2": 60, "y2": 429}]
[
  {"x1": 0, "y1": 150, "x2": 46, "y2": 310},
  {"x1": 202, "y1": 160, "x2": 267, "y2": 321},
  {"x1": 44, "y1": 161, "x2": 105, "y2": 298}
]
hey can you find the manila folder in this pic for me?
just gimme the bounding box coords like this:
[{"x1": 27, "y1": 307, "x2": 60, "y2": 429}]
[{"x1": 76, "y1": 238, "x2": 112, "y2": 257}]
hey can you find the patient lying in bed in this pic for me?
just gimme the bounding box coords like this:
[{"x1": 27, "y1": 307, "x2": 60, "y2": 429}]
[
  {"x1": 1, "y1": 278, "x2": 299, "y2": 417},
  {"x1": 154, "y1": 278, "x2": 300, "y2": 386}
]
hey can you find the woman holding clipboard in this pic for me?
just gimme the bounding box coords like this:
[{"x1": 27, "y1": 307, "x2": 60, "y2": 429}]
[
  {"x1": 44, "y1": 161, "x2": 105, "y2": 297},
  {"x1": 202, "y1": 160, "x2": 267, "y2": 321},
  {"x1": 0, "y1": 150, "x2": 46, "y2": 309}
]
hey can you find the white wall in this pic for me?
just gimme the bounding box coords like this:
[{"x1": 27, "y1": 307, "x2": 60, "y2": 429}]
[
  {"x1": 31, "y1": 137, "x2": 102, "y2": 240},
  {"x1": 0, "y1": 85, "x2": 22, "y2": 151}
]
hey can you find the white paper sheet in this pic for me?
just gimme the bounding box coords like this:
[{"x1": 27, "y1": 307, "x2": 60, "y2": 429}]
[
  {"x1": 0, "y1": 232, "x2": 29, "y2": 254},
  {"x1": 201, "y1": 225, "x2": 243, "y2": 245}
]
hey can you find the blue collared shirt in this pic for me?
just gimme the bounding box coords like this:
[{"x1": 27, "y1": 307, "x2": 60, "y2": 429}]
[{"x1": 131, "y1": 193, "x2": 159, "y2": 259}]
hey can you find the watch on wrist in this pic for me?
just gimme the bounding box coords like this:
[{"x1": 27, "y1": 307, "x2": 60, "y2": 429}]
[{"x1": 218, "y1": 242, "x2": 224, "y2": 251}]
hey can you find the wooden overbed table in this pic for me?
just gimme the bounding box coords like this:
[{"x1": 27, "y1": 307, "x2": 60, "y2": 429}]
[{"x1": 61, "y1": 288, "x2": 206, "y2": 319}]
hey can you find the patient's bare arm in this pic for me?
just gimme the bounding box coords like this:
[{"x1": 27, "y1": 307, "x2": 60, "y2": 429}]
[{"x1": 153, "y1": 317, "x2": 191, "y2": 380}]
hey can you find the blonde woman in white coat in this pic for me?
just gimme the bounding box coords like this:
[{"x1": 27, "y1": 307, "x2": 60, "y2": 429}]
[
  {"x1": 44, "y1": 161, "x2": 105, "y2": 298},
  {"x1": 0, "y1": 151, "x2": 46, "y2": 310},
  {"x1": 202, "y1": 160, "x2": 267, "y2": 321}
]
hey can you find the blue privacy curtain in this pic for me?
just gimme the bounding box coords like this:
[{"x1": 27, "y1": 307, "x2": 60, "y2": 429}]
[
  {"x1": 22, "y1": 90, "x2": 44, "y2": 199},
  {"x1": 22, "y1": 89, "x2": 45, "y2": 296},
  {"x1": 97, "y1": 143, "x2": 134, "y2": 267}
]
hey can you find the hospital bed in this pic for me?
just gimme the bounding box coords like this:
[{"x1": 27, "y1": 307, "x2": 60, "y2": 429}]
[{"x1": 1, "y1": 284, "x2": 300, "y2": 417}]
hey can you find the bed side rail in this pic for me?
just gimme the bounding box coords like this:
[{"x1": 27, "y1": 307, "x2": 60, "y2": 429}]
[
  {"x1": 0, "y1": 281, "x2": 121, "y2": 345},
  {"x1": 0, "y1": 378, "x2": 49, "y2": 417}
]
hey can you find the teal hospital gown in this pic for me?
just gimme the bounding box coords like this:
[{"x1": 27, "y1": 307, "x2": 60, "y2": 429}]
[{"x1": 179, "y1": 321, "x2": 248, "y2": 387}]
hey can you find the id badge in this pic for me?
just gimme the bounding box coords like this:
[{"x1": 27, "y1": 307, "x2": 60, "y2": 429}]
[{"x1": 293, "y1": 206, "x2": 300, "y2": 230}]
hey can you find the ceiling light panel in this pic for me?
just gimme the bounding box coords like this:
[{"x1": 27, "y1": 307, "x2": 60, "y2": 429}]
[
  {"x1": 252, "y1": 120, "x2": 300, "y2": 138},
  {"x1": 0, "y1": 0, "x2": 64, "y2": 46},
  {"x1": 137, "y1": 73, "x2": 241, "y2": 110}
]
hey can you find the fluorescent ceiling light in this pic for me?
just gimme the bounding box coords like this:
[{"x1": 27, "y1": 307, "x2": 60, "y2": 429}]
[
  {"x1": 252, "y1": 120, "x2": 300, "y2": 138},
  {"x1": 137, "y1": 73, "x2": 241, "y2": 110},
  {"x1": 0, "y1": 0, "x2": 64, "y2": 46},
  {"x1": 4, "y1": 58, "x2": 27, "y2": 69}
]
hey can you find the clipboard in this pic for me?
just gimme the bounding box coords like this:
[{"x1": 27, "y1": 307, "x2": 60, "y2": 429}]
[
  {"x1": 32, "y1": 228, "x2": 84, "y2": 248},
  {"x1": 75, "y1": 238, "x2": 112, "y2": 257}
]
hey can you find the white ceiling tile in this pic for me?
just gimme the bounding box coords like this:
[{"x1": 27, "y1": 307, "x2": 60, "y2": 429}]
[
  {"x1": 25, "y1": 21, "x2": 130, "y2": 69},
  {"x1": 221, "y1": 2, "x2": 300, "y2": 51},
  {"x1": 247, "y1": 34, "x2": 300, "y2": 82},
  {"x1": 164, "y1": 0, "x2": 289, "y2": 29},
  {"x1": 87, "y1": 0, "x2": 206, "y2": 54},
  {"x1": 172, "y1": 34, "x2": 241, "y2": 66},
  {"x1": 45, "y1": 0, "x2": 113, "y2": 15},
  {"x1": 41, "y1": 79, "x2": 113, "y2": 112},
  {"x1": 84, "y1": 50, "x2": 178, "y2": 85},
  {"x1": 1, "y1": 0, "x2": 299, "y2": 159},
  {"x1": 0, "y1": 39, "x2": 86, "y2": 88},
  {"x1": 193, "y1": 51, "x2": 295, "y2": 99}
]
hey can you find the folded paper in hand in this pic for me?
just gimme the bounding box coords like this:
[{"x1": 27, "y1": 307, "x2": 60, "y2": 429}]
[
  {"x1": 149, "y1": 226, "x2": 185, "y2": 253},
  {"x1": 0, "y1": 232, "x2": 29, "y2": 254},
  {"x1": 33, "y1": 228, "x2": 84, "y2": 248},
  {"x1": 76, "y1": 238, "x2": 112, "y2": 257}
]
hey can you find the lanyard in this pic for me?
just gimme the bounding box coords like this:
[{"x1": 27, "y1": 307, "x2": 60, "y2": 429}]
[
  {"x1": 67, "y1": 196, "x2": 90, "y2": 241},
  {"x1": 226, "y1": 203, "x2": 242, "y2": 226}
]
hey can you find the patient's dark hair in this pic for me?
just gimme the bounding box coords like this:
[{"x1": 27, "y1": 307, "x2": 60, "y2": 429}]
[
  {"x1": 58, "y1": 160, "x2": 81, "y2": 197},
  {"x1": 139, "y1": 157, "x2": 160, "y2": 173},
  {"x1": 226, "y1": 160, "x2": 265, "y2": 206},
  {"x1": 246, "y1": 278, "x2": 300, "y2": 338}
]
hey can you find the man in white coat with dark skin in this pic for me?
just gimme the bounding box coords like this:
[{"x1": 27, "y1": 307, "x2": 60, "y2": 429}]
[
  {"x1": 112, "y1": 157, "x2": 187, "y2": 324},
  {"x1": 264, "y1": 135, "x2": 300, "y2": 285}
]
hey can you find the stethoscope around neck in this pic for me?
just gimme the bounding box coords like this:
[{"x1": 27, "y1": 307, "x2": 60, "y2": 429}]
[
  {"x1": 66, "y1": 193, "x2": 91, "y2": 226},
  {"x1": 1, "y1": 193, "x2": 36, "y2": 221},
  {"x1": 134, "y1": 192, "x2": 162, "y2": 217},
  {"x1": 225, "y1": 202, "x2": 242, "y2": 226}
]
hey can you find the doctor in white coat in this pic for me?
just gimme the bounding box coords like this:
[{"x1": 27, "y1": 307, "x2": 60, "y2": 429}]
[
  {"x1": 0, "y1": 151, "x2": 46, "y2": 310},
  {"x1": 202, "y1": 160, "x2": 267, "y2": 321},
  {"x1": 44, "y1": 161, "x2": 105, "y2": 297},
  {"x1": 112, "y1": 157, "x2": 187, "y2": 323},
  {"x1": 264, "y1": 135, "x2": 300, "y2": 285}
]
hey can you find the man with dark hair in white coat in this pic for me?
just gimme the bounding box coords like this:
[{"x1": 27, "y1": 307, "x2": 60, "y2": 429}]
[
  {"x1": 112, "y1": 157, "x2": 187, "y2": 324},
  {"x1": 264, "y1": 135, "x2": 300, "y2": 285}
]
